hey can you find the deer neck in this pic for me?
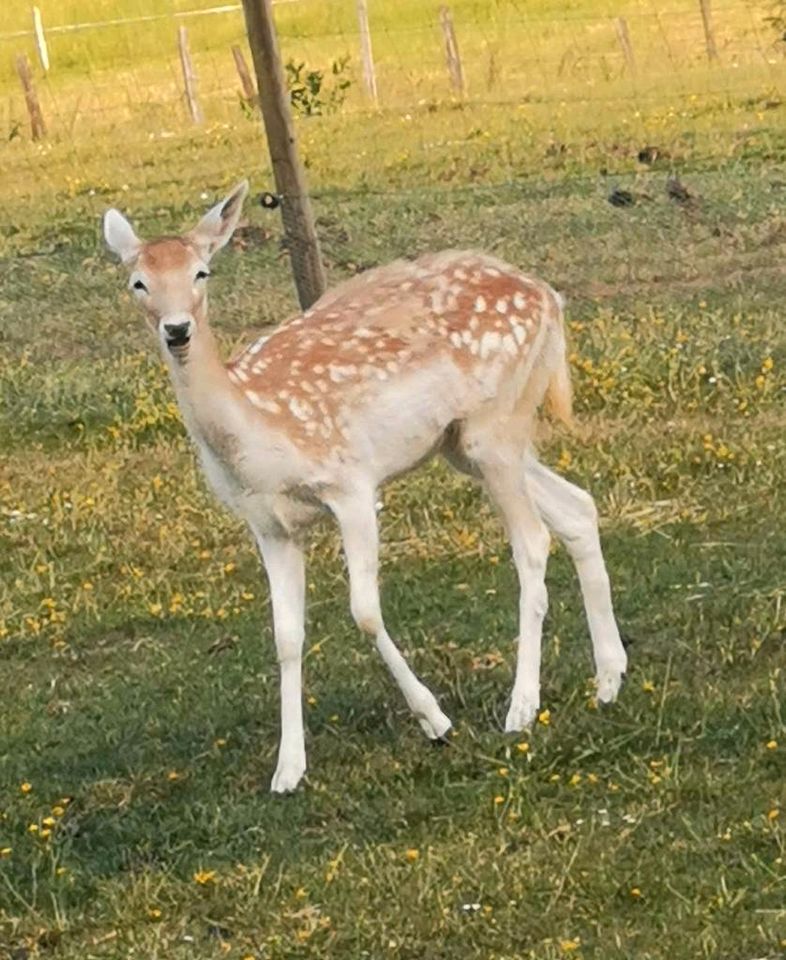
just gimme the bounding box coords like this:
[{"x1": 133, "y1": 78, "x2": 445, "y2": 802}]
[{"x1": 163, "y1": 308, "x2": 244, "y2": 448}]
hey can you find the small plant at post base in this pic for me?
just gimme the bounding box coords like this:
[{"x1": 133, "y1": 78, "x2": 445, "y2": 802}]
[{"x1": 285, "y1": 56, "x2": 352, "y2": 117}]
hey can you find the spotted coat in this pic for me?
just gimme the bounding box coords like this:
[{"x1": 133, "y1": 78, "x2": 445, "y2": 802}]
[{"x1": 226, "y1": 250, "x2": 563, "y2": 449}]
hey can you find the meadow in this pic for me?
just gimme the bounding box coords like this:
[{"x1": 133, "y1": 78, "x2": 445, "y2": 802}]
[{"x1": 1, "y1": 0, "x2": 786, "y2": 957}]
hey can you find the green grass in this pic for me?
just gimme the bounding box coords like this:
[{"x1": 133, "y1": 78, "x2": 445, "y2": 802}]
[{"x1": 2, "y1": 1, "x2": 786, "y2": 958}]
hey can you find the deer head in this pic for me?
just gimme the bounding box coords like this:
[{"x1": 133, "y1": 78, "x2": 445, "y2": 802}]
[{"x1": 103, "y1": 181, "x2": 249, "y2": 360}]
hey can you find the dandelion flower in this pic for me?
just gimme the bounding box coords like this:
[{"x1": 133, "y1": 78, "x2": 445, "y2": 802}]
[
  {"x1": 538, "y1": 709, "x2": 551, "y2": 725},
  {"x1": 767, "y1": 808, "x2": 780, "y2": 821},
  {"x1": 193, "y1": 869, "x2": 217, "y2": 885},
  {"x1": 405, "y1": 848, "x2": 419, "y2": 862},
  {"x1": 516, "y1": 742, "x2": 529, "y2": 754},
  {"x1": 765, "y1": 740, "x2": 777, "y2": 750},
  {"x1": 493, "y1": 795, "x2": 505, "y2": 805},
  {"x1": 20, "y1": 783, "x2": 32, "y2": 794}
]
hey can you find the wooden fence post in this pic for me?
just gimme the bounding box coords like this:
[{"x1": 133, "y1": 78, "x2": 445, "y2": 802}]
[
  {"x1": 16, "y1": 54, "x2": 46, "y2": 140},
  {"x1": 698, "y1": 0, "x2": 718, "y2": 61},
  {"x1": 356, "y1": 0, "x2": 378, "y2": 104},
  {"x1": 32, "y1": 6, "x2": 50, "y2": 72},
  {"x1": 177, "y1": 26, "x2": 204, "y2": 123},
  {"x1": 614, "y1": 17, "x2": 636, "y2": 76},
  {"x1": 439, "y1": 6, "x2": 465, "y2": 97},
  {"x1": 232, "y1": 44, "x2": 258, "y2": 104},
  {"x1": 239, "y1": 0, "x2": 326, "y2": 310}
]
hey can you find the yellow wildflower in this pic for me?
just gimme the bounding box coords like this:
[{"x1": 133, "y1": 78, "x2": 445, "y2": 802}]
[
  {"x1": 538, "y1": 708, "x2": 551, "y2": 725},
  {"x1": 0, "y1": 848, "x2": 11, "y2": 858},
  {"x1": 767, "y1": 808, "x2": 780, "y2": 821},
  {"x1": 20, "y1": 782, "x2": 32, "y2": 794},
  {"x1": 405, "y1": 848, "x2": 419, "y2": 862},
  {"x1": 641, "y1": 680, "x2": 655, "y2": 693},
  {"x1": 193, "y1": 869, "x2": 217, "y2": 885},
  {"x1": 493, "y1": 795, "x2": 505, "y2": 805},
  {"x1": 498, "y1": 767, "x2": 509, "y2": 777},
  {"x1": 630, "y1": 887, "x2": 642, "y2": 898},
  {"x1": 516, "y1": 742, "x2": 529, "y2": 753},
  {"x1": 765, "y1": 740, "x2": 777, "y2": 750}
]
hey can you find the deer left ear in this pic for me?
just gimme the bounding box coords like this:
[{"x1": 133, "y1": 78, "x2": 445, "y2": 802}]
[
  {"x1": 104, "y1": 208, "x2": 141, "y2": 264},
  {"x1": 190, "y1": 180, "x2": 249, "y2": 259}
]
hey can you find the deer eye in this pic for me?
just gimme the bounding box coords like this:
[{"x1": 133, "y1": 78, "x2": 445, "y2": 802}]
[
  {"x1": 132, "y1": 279, "x2": 148, "y2": 293},
  {"x1": 195, "y1": 269, "x2": 210, "y2": 281}
]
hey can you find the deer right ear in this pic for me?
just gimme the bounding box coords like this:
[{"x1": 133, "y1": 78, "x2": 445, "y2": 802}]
[{"x1": 104, "y1": 209, "x2": 141, "y2": 264}]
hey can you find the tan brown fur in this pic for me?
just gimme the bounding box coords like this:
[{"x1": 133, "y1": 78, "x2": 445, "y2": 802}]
[{"x1": 226, "y1": 251, "x2": 568, "y2": 449}]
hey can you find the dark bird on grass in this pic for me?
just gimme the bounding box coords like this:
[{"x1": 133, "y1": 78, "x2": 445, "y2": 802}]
[
  {"x1": 637, "y1": 145, "x2": 662, "y2": 165},
  {"x1": 608, "y1": 188, "x2": 635, "y2": 208},
  {"x1": 666, "y1": 176, "x2": 693, "y2": 205}
]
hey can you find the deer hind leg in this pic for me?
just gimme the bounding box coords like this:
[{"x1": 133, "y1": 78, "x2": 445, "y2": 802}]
[
  {"x1": 484, "y1": 465, "x2": 552, "y2": 732},
  {"x1": 523, "y1": 456, "x2": 627, "y2": 703},
  {"x1": 327, "y1": 489, "x2": 452, "y2": 740},
  {"x1": 449, "y1": 421, "x2": 551, "y2": 731}
]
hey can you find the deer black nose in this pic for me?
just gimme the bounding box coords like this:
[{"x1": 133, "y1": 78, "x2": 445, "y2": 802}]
[{"x1": 163, "y1": 321, "x2": 192, "y2": 345}]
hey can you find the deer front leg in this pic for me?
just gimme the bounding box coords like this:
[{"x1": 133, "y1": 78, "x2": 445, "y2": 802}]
[
  {"x1": 328, "y1": 490, "x2": 452, "y2": 740},
  {"x1": 254, "y1": 531, "x2": 307, "y2": 793}
]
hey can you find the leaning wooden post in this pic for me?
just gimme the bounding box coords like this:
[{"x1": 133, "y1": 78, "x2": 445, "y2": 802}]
[
  {"x1": 15, "y1": 55, "x2": 46, "y2": 140},
  {"x1": 240, "y1": 0, "x2": 326, "y2": 309},
  {"x1": 439, "y1": 5, "x2": 465, "y2": 98},
  {"x1": 177, "y1": 26, "x2": 204, "y2": 124},
  {"x1": 698, "y1": 0, "x2": 718, "y2": 61},
  {"x1": 614, "y1": 17, "x2": 636, "y2": 76},
  {"x1": 356, "y1": 0, "x2": 378, "y2": 105},
  {"x1": 232, "y1": 44, "x2": 258, "y2": 104},
  {"x1": 32, "y1": 6, "x2": 50, "y2": 72}
]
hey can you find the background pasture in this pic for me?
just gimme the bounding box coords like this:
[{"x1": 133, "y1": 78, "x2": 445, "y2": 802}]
[{"x1": 1, "y1": 1, "x2": 785, "y2": 957}]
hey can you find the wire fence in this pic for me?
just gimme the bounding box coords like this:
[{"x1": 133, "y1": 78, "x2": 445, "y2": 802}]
[{"x1": 1, "y1": 0, "x2": 784, "y2": 226}]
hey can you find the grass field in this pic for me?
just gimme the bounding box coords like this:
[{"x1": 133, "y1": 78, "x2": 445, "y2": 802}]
[{"x1": 2, "y1": 1, "x2": 786, "y2": 958}]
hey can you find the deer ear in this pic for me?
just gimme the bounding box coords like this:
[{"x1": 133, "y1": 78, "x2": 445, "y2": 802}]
[
  {"x1": 190, "y1": 180, "x2": 249, "y2": 259},
  {"x1": 104, "y1": 209, "x2": 141, "y2": 264}
]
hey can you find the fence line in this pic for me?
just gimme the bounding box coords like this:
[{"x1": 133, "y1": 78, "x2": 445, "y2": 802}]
[
  {"x1": 0, "y1": 2, "x2": 780, "y2": 45},
  {"x1": 1, "y1": 0, "x2": 783, "y2": 214},
  {"x1": 0, "y1": 1, "x2": 302, "y2": 42}
]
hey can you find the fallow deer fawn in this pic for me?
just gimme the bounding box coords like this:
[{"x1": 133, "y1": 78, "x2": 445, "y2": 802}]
[{"x1": 104, "y1": 181, "x2": 627, "y2": 792}]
